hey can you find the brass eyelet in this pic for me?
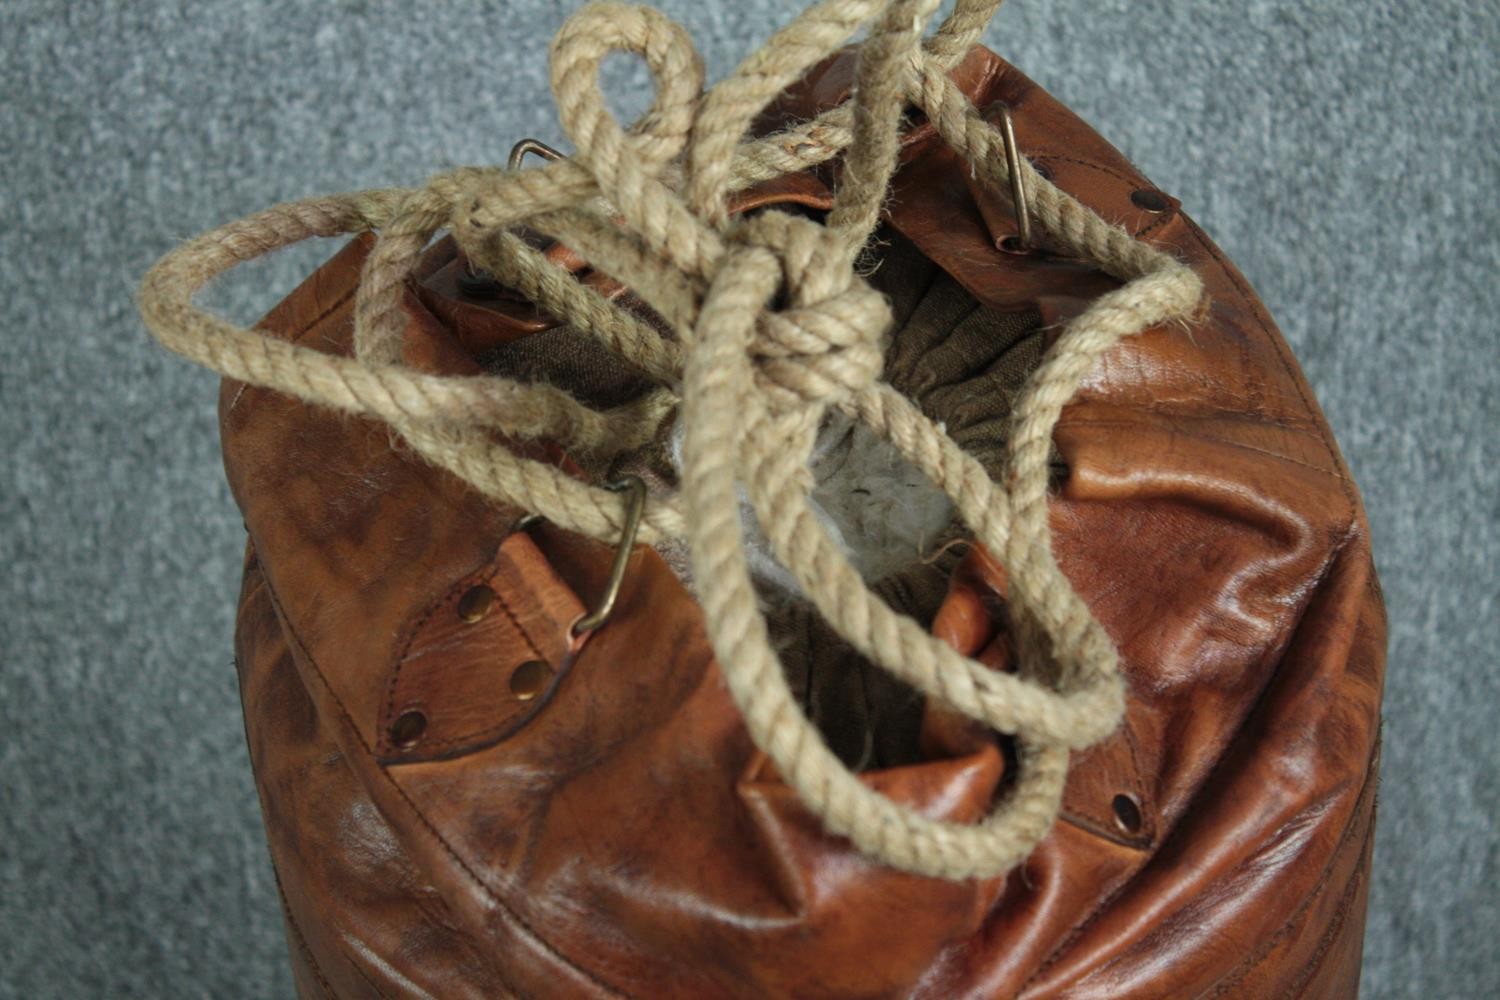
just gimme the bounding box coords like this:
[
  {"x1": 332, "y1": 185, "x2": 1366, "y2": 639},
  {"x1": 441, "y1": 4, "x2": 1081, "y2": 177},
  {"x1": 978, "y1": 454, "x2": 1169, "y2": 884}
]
[
  {"x1": 1112, "y1": 792, "x2": 1144, "y2": 835},
  {"x1": 457, "y1": 584, "x2": 496, "y2": 623},
  {"x1": 1130, "y1": 188, "x2": 1170, "y2": 213},
  {"x1": 389, "y1": 709, "x2": 428, "y2": 750}
]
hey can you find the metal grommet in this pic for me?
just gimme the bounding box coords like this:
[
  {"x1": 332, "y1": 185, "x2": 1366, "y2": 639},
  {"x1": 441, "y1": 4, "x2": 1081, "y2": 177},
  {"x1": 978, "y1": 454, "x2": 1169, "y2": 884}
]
[
  {"x1": 999, "y1": 234, "x2": 1029, "y2": 256},
  {"x1": 509, "y1": 660, "x2": 553, "y2": 702},
  {"x1": 1130, "y1": 188, "x2": 1171, "y2": 213},
  {"x1": 1112, "y1": 792, "x2": 1144, "y2": 835},
  {"x1": 389, "y1": 709, "x2": 427, "y2": 750},
  {"x1": 457, "y1": 584, "x2": 496, "y2": 623}
]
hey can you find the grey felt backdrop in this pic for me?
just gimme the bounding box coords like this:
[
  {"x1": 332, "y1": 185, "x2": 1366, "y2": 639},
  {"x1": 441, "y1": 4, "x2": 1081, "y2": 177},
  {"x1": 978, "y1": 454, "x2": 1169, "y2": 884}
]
[{"x1": 2, "y1": 1, "x2": 1496, "y2": 996}]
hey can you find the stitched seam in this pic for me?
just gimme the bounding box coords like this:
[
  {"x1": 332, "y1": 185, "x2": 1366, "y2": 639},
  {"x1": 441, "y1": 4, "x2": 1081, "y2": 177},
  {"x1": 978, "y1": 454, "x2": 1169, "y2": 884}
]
[
  {"x1": 1030, "y1": 153, "x2": 1140, "y2": 186},
  {"x1": 489, "y1": 571, "x2": 548, "y2": 658},
  {"x1": 1178, "y1": 215, "x2": 1357, "y2": 517},
  {"x1": 1200, "y1": 744, "x2": 1377, "y2": 1000},
  {"x1": 380, "y1": 541, "x2": 565, "y2": 754},
  {"x1": 1283, "y1": 732, "x2": 1379, "y2": 1000},
  {"x1": 294, "y1": 897, "x2": 394, "y2": 1000},
  {"x1": 342, "y1": 949, "x2": 394, "y2": 1000},
  {"x1": 253, "y1": 572, "x2": 521, "y2": 999},
  {"x1": 271, "y1": 871, "x2": 337, "y2": 1000},
  {"x1": 1136, "y1": 210, "x2": 1175, "y2": 240},
  {"x1": 380, "y1": 550, "x2": 507, "y2": 742},
  {"x1": 1059, "y1": 413, "x2": 1332, "y2": 443},
  {"x1": 259, "y1": 575, "x2": 634, "y2": 999},
  {"x1": 407, "y1": 891, "x2": 524, "y2": 1000},
  {"x1": 1023, "y1": 521, "x2": 1357, "y2": 990},
  {"x1": 1026, "y1": 154, "x2": 1179, "y2": 238},
  {"x1": 1057, "y1": 418, "x2": 1344, "y2": 480},
  {"x1": 965, "y1": 148, "x2": 1165, "y2": 252},
  {"x1": 1283, "y1": 846, "x2": 1368, "y2": 1000},
  {"x1": 285, "y1": 283, "x2": 359, "y2": 348},
  {"x1": 381, "y1": 710, "x2": 547, "y2": 755},
  {"x1": 239, "y1": 553, "x2": 269, "y2": 604},
  {"x1": 1057, "y1": 717, "x2": 1152, "y2": 846}
]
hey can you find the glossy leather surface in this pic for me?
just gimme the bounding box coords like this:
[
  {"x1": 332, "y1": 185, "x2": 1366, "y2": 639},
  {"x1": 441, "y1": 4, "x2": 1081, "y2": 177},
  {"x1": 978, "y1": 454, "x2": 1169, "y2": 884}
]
[{"x1": 222, "y1": 48, "x2": 1384, "y2": 998}]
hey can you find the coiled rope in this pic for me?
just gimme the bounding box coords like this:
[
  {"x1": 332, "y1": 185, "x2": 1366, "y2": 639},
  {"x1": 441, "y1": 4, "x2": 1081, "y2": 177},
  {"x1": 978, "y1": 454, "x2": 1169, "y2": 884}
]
[{"x1": 139, "y1": 0, "x2": 1203, "y2": 879}]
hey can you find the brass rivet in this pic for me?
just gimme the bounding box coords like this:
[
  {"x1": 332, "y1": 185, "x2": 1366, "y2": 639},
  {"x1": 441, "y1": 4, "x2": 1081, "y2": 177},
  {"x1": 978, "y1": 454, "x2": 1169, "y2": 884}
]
[
  {"x1": 1112, "y1": 792, "x2": 1144, "y2": 835},
  {"x1": 509, "y1": 660, "x2": 553, "y2": 701},
  {"x1": 457, "y1": 584, "x2": 495, "y2": 623},
  {"x1": 1130, "y1": 188, "x2": 1170, "y2": 213},
  {"x1": 389, "y1": 709, "x2": 427, "y2": 750}
]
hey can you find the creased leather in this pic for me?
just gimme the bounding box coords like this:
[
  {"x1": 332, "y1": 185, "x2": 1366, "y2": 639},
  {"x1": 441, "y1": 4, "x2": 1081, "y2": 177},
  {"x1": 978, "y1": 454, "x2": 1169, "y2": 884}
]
[{"x1": 223, "y1": 47, "x2": 1384, "y2": 999}]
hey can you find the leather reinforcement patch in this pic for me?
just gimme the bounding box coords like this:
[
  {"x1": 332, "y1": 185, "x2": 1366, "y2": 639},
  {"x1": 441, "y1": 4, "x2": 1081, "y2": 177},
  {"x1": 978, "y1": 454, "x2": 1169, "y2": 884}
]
[{"x1": 377, "y1": 530, "x2": 587, "y2": 762}]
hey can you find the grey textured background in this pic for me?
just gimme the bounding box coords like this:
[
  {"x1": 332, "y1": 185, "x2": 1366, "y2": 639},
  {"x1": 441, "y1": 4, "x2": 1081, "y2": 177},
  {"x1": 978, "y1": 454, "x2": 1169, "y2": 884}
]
[{"x1": 2, "y1": 0, "x2": 1496, "y2": 996}]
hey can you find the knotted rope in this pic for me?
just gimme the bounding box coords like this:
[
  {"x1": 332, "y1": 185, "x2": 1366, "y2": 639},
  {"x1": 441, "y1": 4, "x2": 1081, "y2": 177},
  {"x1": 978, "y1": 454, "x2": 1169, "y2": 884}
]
[{"x1": 139, "y1": 0, "x2": 1202, "y2": 879}]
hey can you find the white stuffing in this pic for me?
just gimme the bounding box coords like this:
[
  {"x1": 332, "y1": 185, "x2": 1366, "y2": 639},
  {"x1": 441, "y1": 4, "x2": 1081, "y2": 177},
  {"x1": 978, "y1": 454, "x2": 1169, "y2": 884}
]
[{"x1": 671, "y1": 411, "x2": 954, "y2": 594}]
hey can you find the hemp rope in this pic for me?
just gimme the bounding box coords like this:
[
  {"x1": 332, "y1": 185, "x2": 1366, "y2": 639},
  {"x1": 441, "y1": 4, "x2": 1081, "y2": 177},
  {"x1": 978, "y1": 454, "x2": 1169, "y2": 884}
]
[{"x1": 139, "y1": 0, "x2": 1203, "y2": 880}]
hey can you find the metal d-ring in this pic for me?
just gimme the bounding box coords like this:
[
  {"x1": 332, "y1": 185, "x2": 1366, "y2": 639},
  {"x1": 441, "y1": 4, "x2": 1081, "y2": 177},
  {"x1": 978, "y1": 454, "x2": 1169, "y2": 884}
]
[
  {"x1": 995, "y1": 104, "x2": 1033, "y2": 251},
  {"x1": 570, "y1": 475, "x2": 647, "y2": 644},
  {"x1": 508, "y1": 137, "x2": 566, "y2": 171}
]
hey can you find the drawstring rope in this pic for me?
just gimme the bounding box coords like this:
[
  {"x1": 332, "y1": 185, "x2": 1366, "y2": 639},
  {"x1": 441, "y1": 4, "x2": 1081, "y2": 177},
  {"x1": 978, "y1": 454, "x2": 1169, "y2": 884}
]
[{"x1": 139, "y1": 0, "x2": 1202, "y2": 879}]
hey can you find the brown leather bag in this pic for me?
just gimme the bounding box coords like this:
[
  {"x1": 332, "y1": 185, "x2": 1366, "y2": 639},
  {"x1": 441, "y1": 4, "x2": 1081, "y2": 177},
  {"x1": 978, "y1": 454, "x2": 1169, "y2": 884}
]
[{"x1": 211, "y1": 41, "x2": 1382, "y2": 1000}]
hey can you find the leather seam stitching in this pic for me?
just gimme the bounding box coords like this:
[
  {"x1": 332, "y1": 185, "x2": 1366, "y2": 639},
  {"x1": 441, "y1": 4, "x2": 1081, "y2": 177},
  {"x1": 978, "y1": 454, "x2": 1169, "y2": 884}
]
[
  {"x1": 1027, "y1": 153, "x2": 1177, "y2": 238},
  {"x1": 1058, "y1": 413, "x2": 1331, "y2": 442},
  {"x1": 1057, "y1": 716, "x2": 1153, "y2": 847},
  {"x1": 1200, "y1": 737, "x2": 1379, "y2": 999},
  {"x1": 1056, "y1": 418, "x2": 1344, "y2": 480},
  {"x1": 381, "y1": 545, "x2": 577, "y2": 755},
  {"x1": 1284, "y1": 842, "x2": 1368, "y2": 999},
  {"x1": 286, "y1": 285, "x2": 359, "y2": 348},
  {"x1": 259, "y1": 573, "x2": 635, "y2": 1000},
  {"x1": 271, "y1": 870, "x2": 338, "y2": 1000},
  {"x1": 247, "y1": 565, "x2": 524, "y2": 1000},
  {"x1": 488, "y1": 568, "x2": 549, "y2": 662},
  {"x1": 1023, "y1": 521, "x2": 1358, "y2": 991},
  {"x1": 378, "y1": 541, "x2": 552, "y2": 754},
  {"x1": 407, "y1": 891, "x2": 524, "y2": 1000},
  {"x1": 240, "y1": 257, "x2": 607, "y2": 991},
  {"x1": 224, "y1": 274, "x2": 359, "y2": 413},
  {"x1": 1178, "y1": 215, "x2": 1358, "y2": 517}
]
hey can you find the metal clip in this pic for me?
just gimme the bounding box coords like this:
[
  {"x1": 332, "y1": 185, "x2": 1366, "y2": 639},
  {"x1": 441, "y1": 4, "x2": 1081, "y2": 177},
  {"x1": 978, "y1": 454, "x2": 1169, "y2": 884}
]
[
  {"x1": 458, "y1": 139, "x2": 568, "y2": 296},
  {"x1": 995, "y1": 104, "x2": 1033, "y2": 252},
  {"x1": 569, "y1": 475, "x2": 647, "y2": 648},
  {"x1": 508, "y1": 137, "x2": 565, "y2": 171}
]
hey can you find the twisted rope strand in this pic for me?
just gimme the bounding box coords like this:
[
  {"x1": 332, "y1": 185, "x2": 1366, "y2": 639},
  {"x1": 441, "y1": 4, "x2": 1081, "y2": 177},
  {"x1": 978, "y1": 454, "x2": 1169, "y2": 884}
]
[{"x1": 138, "y1": 0, "x2": 1203, "y2": 879}]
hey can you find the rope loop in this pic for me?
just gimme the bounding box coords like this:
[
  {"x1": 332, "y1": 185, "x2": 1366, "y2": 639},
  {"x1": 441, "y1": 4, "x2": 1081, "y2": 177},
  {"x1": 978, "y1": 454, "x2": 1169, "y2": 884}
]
[
  {"x1": 139, "y1": 0, "x2": 1206, "y2": 880},
  {"x1": 728, "y1": 212, "x2": 889, "y2": 411}
]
